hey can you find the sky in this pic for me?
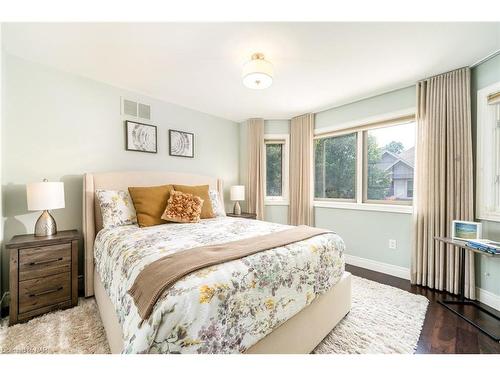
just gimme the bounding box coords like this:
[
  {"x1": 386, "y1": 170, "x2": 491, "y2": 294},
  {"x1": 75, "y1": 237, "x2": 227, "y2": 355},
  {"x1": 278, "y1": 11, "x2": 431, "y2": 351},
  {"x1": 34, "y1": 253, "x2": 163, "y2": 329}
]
[{"x1": 370, "y1": 121, "x2": 416, "y2": 150}]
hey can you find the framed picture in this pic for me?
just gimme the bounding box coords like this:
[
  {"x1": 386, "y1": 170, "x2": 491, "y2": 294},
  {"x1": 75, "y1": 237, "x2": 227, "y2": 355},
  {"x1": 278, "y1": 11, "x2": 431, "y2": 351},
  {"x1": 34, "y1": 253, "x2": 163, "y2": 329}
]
[
  {"x1": 169, "y1": 129, "x2": 194, "y2": 158},
  {"x1": 125, "y1": 120, "x2": 157, "y2": 153},
  {"x1": 451, "y1": 220, "x2": 482, "y2": 241}
]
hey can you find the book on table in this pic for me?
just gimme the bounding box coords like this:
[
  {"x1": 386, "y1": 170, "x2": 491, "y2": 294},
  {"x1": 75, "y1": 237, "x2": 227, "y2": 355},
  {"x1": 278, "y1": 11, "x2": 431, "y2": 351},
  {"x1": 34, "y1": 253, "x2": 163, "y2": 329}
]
[{"x1": 465, "y1": 239, "x2": 500, "y2": 254}]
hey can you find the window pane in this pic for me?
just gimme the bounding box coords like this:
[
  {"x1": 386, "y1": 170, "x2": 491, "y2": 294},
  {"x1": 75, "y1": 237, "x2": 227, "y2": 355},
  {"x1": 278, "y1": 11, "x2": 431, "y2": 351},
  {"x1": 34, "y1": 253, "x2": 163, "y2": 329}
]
[
  {"x1": 366, "y1": 122, "x2": 415, "y2": 202},
  {"x1": 266, "y1": 143, "x2": 283, "y2": 197},
  {"x1": 314, "y1": 133, "x2": 357, "y2": 199}
]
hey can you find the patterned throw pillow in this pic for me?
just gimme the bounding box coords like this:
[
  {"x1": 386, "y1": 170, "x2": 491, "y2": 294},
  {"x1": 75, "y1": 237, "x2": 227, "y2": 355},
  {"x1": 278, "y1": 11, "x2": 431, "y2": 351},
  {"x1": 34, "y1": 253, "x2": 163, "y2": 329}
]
[
  {"x1": 95, "y1": 190, "x2": 137, "y2": 228},
  {"x1": 161, "y1": 190, "x2": 204, "y2": 223},
  {"x1": 209, "y1": 189, "x2": 226, "y2": 217},
  {"x1": 173, "y1": 185, "x2": 214, "y2": 219}
]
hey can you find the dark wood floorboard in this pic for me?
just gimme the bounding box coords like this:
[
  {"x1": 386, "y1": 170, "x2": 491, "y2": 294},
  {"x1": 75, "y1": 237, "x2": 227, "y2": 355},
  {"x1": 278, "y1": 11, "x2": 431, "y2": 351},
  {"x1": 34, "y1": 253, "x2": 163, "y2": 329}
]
[{"x1": 345, "y1": 264, "x2": 500, "y2": 354}]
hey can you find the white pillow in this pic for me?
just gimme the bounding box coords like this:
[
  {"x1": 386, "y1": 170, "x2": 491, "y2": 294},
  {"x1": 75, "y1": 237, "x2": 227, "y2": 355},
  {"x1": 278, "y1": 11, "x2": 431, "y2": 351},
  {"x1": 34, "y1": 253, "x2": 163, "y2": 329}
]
[
  {"x1": 95, "y1": 189, "x2": 137, "y2": 228},
  {"x1": 209, "y1": 189, "x2": 226, "y2": 217}
]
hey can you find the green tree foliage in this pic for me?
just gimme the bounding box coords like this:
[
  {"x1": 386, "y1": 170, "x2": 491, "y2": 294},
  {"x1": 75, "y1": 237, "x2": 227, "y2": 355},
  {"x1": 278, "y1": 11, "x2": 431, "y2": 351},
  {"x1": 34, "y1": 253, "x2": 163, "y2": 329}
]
[
  {"x1": 314, "y1": 133, "x2": 392, "y2": 200},
  {"x1": 314, "y1": 134, "x2": 356, "y2": 199},
  {"x1": 266, "y1": 144, "x2": 283, "y2": 196},
  {"x1": 384, "y1": 141, "x2": 404, "y2": 154},
  {"x1": 367, "y1": 134, "x2": 392, "y2": 200}
]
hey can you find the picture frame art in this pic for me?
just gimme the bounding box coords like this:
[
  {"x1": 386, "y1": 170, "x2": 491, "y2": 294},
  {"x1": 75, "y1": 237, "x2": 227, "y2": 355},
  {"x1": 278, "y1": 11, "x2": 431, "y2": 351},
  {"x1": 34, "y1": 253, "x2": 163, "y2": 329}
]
[
  {"x1": 451, "y1": 220, "x2": 483, "y2": 241},
  {"x1": 125, "y1": 120, "x2": 157, "y2": 153},
  {"x1": 169, "y1": 129, "x2": 194, "y2": 158}
]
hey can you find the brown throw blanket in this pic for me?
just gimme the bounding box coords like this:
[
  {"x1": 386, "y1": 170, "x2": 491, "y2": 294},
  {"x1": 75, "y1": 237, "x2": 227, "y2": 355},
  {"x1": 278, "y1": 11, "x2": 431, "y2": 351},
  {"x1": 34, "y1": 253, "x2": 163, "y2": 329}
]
[{"x1": 129, "y1": 225, "x2": 331, "y2": 320}]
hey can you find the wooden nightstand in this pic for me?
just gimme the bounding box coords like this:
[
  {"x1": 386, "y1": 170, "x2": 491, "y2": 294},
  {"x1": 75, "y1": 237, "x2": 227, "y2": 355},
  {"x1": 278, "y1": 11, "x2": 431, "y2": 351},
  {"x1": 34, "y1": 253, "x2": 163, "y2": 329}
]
[
  {"x1": 226, "y1": 212, "x2": 257, "y2": 220},
  {"x1": 6, "y1": 230, "x2": 79, "y2": 325}
]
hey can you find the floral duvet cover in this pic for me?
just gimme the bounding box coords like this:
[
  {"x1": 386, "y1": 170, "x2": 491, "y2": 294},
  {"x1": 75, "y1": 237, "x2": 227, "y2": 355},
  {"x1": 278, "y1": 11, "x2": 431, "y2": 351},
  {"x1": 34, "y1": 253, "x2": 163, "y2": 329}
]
[{"x1": 94, "y1": 216, "x2": 345, "y2": 353}]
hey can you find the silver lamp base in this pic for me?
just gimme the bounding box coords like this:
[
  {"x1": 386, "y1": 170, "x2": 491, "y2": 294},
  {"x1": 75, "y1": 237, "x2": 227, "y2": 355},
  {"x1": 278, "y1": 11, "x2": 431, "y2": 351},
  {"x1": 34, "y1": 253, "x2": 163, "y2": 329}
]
[
  {"x1": 233, "y1": 201, "x2": 241, "y2": 215},
  {"x1": 34, "y1": 210, "x2": 57, "y2": 237}
]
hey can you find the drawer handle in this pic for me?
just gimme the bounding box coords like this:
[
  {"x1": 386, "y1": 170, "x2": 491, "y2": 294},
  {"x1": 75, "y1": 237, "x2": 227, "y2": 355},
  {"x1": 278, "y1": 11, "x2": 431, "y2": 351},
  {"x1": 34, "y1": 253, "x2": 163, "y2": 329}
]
[
  {"x1": 29, "y1": 286, "x2": 63, "y2": 297},
  {"x1": 29, "y1": 257, "x2": 63, "y2": 266}
]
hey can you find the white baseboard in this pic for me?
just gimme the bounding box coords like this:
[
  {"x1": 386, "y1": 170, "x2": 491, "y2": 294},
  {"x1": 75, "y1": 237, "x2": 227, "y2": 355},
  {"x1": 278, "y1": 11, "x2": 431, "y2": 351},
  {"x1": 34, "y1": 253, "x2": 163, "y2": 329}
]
[
  {"x1": 345, "y1": 254, "x2": 500, "y2": 311},
  {"x1": 476, "y1": 287, "x2": 500, "y2": 311},
  {"x1": 345, "y1": 254, "x2": 410, "y2": 280}
]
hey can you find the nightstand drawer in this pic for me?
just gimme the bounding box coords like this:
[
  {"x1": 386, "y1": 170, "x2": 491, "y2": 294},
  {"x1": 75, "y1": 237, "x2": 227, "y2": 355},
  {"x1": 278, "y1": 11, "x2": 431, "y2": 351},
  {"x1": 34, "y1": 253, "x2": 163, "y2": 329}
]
[
  {"x1": 19, "y1": 243, "x2": 71, "y2": 281},
  {"x1": 7, "y1": 230, "x2": 79, "y2": 325},
  {"x1": 18, "y1": 272, "x2": 71, "y2": 314}
]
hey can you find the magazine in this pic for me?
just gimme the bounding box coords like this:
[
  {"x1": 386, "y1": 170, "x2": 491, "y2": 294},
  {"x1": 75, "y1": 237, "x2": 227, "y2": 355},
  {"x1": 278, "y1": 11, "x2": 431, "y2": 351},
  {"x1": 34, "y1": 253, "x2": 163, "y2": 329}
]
[{"x1": 466, "y1": 239, "x2": 500, "y2": 254}]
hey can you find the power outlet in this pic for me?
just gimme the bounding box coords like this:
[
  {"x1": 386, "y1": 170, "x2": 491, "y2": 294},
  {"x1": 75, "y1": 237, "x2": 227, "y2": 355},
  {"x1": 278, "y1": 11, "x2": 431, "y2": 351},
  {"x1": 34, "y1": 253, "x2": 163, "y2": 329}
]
[{"x1": 389, "y1": 239, "x2": 397, "y2": 250}]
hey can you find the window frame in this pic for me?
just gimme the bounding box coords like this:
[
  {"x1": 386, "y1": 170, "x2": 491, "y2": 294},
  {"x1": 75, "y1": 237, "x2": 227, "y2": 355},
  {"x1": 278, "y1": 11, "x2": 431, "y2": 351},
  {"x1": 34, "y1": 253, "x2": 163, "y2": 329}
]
[
  {"x1": 264, "y1": 134, "x2": 289, "y2": 206},
  {"x1": 314, "y1": 130, "x2": 358, "y2": 203},
  {"x1": 313, "y1": 111, "x2": 416, "y2": 214},
  {"x1": 477, "y1": 81, "x2": 500, "y2": 222}
]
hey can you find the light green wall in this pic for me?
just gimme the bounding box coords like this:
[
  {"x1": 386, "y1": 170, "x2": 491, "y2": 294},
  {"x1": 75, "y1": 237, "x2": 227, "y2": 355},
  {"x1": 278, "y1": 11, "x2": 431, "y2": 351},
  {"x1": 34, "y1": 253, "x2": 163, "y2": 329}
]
[
  {"x1": 264, "y1": 205, "x2": 289, "y2": 225},
  {"x1": 315, "y1": 86, "x2": 416, "y2": 129},
  {"x1": 314, "y1": 86, "x2": 416, "y2": 268},
  {"x1": 265, "y1": 119, "x2": 290, "y2": 134},
  {"x1": 316, "y1": 208, "x2": 411, "y2": 267},
  {"x1": 1, "y1": 54, "x2": 240, "y2": 297},
  {"x1": 471, "y1": 52, "x2": 500, "y2": 297}
]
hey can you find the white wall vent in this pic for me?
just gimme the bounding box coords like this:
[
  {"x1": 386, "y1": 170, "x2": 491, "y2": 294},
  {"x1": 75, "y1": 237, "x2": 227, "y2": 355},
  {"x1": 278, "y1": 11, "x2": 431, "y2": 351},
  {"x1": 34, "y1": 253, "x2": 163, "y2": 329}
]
[
  {"x1": 122, "y1": 98, "x2": 151, "y2": 120},
  {"x1": 138, "y1": 103, "x2": 151, "y2": 120},
  {"x1": 123, "y1": 99, "x2": 138, "y2": 117}
]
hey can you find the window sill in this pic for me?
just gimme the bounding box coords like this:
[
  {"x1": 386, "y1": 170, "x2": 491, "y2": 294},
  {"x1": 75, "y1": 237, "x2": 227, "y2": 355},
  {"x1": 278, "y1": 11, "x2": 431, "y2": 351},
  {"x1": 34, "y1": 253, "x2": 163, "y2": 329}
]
[
  {"x1": 264, "y1": 200, "x2": 289, "y2": 206},
  {"x1": 313, "y1": 200, "x2": 413, "y2": 214},
  {"x1": 477, "y1": 212, "x2": 500, "y2": 223}
]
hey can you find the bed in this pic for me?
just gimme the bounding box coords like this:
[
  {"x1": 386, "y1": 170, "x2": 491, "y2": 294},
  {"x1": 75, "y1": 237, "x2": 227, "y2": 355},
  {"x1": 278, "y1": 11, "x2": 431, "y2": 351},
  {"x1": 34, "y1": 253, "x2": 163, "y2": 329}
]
[{"x1": 83, "y1": 171, "x2": 351, "y2": 354}]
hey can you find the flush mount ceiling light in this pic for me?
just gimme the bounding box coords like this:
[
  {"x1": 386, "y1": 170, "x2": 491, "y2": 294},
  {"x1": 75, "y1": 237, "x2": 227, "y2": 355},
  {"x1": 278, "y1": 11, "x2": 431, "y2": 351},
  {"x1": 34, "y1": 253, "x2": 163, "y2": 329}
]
[{"x1": 242, "y1": 53, "x2": 273, "y2": 89}]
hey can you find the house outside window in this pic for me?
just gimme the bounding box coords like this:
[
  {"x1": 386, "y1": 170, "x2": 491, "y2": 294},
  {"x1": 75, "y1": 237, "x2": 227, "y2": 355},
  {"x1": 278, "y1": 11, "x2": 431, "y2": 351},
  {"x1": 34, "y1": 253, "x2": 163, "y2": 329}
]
[{"x1": 365, "y1": 122, "x2": 415, "y2": 204}]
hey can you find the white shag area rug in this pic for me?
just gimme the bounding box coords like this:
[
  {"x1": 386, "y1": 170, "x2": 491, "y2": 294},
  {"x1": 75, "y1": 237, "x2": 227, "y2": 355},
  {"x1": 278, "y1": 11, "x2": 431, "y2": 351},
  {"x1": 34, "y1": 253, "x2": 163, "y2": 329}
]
[{"x1": 0, "y1": 275, "x2": 428, "y2": 354}]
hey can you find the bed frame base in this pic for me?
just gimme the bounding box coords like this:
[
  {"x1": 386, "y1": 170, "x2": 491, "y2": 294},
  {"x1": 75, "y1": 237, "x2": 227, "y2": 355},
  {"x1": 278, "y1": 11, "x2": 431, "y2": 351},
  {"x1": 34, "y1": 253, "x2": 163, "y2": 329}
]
[{"x1": 93, "y1": 269, "x2": 352, "y2": 354}]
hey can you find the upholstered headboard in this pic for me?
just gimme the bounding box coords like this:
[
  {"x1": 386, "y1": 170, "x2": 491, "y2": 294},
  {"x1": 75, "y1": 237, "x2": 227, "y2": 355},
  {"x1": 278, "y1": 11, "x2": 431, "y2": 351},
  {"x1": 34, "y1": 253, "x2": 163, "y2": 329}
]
[{"x1": 83, "y1": 171, "x2": 224, "y2": 297}]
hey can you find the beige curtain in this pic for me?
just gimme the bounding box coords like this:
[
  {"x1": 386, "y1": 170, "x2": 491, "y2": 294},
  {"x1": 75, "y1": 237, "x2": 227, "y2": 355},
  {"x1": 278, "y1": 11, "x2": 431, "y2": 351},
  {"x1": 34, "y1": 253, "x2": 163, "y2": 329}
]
[
  {"x1": 289, "y1": 113, "x2": 314, "y2": 226},
  {"x1": 247, "y1": 118, "x2": 265, "y2": 220},
  {"x1": 412, "y1": 67, "x2": 475, "y2": 298}
]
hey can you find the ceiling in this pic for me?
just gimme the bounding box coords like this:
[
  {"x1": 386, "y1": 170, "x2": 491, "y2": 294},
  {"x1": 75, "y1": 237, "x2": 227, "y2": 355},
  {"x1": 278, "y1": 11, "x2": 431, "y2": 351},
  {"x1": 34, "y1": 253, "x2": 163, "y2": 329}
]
[{"x1": 2, "y1": 23, "x2": 500, "y2": 122}]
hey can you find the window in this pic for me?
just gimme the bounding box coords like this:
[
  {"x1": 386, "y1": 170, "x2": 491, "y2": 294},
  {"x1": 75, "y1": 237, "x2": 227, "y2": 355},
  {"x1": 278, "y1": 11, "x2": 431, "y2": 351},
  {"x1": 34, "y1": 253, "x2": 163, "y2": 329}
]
[
  {"x1": 314, "y1": 115, "x2": 416, "y2": 210},
  {"x1": 264, "y1": 134, "x2": 289, "y2": 204},
  {"x1": 266, "y1": 143, "x2": 283, "y2": 197},
  {"x1": 407, "y1": 179, "x2": 414, "y2": 198},
  {"x1": 477, "y1": 82, "x2": 500, "y2": 222},
  {"x1": 314, "y1": 133, "x2": 357, "y2": 200},
  {"x1": 365, "y1": 122, "x2": 415, "y2": 204}
]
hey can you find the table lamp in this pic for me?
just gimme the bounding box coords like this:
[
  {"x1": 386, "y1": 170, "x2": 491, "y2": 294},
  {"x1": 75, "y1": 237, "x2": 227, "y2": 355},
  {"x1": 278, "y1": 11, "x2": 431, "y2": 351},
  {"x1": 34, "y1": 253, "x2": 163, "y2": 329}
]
[
  {"x1": 27, "y1": 179, "x2": 65, "y2": 237},
  {"x1": 230, "y1": 185, "x2": 245, "y2": 215}
]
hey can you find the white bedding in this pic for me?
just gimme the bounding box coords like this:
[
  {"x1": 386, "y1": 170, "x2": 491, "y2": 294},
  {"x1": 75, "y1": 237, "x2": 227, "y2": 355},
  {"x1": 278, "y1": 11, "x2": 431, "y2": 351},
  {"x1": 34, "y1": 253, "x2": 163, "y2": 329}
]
[{"x1": 94, "y1": 217, "x2": 345, "y2": 353}]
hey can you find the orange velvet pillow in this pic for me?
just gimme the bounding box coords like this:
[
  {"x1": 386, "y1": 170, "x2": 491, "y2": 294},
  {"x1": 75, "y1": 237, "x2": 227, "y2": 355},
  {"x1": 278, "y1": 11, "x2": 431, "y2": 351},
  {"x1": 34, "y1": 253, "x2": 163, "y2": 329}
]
[
  {"x1": 161, "y1": 190, "x2": 203, "y2": 223},
  {"x1": 128, "y1": 184, "x2": 174, "y2": 227},
  {"x1": 173, "y1": 184, "x2": 214, "y2": 219}
]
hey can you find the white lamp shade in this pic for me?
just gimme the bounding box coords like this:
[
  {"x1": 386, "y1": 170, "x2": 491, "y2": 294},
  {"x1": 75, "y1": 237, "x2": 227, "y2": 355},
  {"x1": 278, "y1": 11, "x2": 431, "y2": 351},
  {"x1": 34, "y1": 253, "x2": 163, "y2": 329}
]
[
  {"x1": 242, "y1": 54, "x2": 273, "y2": 89},
  {"x1": 27, "y1": 181, "x2": 65, "y2": 211},
  {"x1": 230, "y1": 185, "x2": 245, "y2": 201}
]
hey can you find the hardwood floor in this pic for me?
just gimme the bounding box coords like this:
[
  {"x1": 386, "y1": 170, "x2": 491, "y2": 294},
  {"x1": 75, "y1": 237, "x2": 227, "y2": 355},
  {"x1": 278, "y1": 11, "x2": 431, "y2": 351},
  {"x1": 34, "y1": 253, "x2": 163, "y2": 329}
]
[{"x1": 346, "y1": 264, "x2": 500, "y2": 354}]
